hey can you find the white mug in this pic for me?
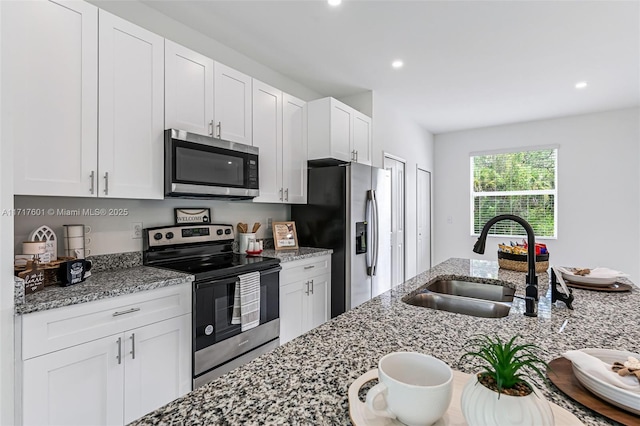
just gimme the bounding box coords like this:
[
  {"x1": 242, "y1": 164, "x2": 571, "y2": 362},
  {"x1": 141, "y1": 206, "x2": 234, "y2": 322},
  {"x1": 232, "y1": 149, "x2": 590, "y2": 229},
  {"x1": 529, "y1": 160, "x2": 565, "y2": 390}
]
[
  {"x1": 366, "y1": 352, "x2": 453, "y2": 426},
  {"x1": 238, "y1": 233, "x2": 256, "y2": 253},
  {"x1": 63, "y1": 224, "x2": 91, "y2": 238}
]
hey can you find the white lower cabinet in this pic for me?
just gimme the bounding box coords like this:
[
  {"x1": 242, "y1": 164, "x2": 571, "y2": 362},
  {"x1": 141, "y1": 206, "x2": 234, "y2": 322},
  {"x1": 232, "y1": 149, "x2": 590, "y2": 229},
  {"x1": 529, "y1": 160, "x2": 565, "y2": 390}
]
[
  {"x1": 20, "y1": 285, "x2": 192, "y2": 426},
  {"x1": 279, "y1": 255, "x2": 331, "y2": 344}
]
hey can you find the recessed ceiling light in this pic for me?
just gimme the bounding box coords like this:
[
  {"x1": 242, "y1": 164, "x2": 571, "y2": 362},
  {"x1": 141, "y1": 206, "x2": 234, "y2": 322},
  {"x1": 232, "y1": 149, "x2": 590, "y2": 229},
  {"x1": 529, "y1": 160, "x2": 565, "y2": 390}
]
[
  {"x1": 575, "y1": 81, "x2": 588, "y2": 89},
  {"x1": 328, "y1": 0, "x2": 342, "y2": 6},
  {"x1": 392, "y1": 60, "x2": 404, "y2": 69}
]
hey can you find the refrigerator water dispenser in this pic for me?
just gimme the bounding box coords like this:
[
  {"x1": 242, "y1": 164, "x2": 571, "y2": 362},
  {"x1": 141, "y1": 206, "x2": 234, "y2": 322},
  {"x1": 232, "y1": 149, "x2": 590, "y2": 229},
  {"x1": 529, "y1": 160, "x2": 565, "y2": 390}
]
[{"x1": 355, "y1": 221, "x2": 367, "y2": 254}]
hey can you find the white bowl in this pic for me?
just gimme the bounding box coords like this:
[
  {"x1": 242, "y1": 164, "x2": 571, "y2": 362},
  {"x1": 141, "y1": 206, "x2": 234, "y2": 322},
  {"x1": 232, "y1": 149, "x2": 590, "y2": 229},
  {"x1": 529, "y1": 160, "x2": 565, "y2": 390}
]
[{"x1": 571, "y1": 348, "x2": 640, "y2": 415}]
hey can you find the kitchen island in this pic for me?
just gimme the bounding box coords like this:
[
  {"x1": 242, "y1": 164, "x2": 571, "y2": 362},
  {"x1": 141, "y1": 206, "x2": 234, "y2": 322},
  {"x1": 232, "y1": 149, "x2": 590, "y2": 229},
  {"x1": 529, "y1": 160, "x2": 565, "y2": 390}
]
[{"x1": 131, "y1": 258, "x2": 639, "y2": 426}]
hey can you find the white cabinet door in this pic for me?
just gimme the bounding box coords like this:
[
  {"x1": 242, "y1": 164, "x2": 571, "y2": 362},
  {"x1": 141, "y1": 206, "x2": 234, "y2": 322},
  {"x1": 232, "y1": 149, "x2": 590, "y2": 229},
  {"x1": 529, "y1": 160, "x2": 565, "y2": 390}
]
[
  {"x1": 279, "y1": 281, "x2": 306, "y2": 345},
  {"x1": 98, "y1": 10, "x2": 164, "y2": 200},
  {"x1": 165, "y1": 40, "x2": 214, "y2": 136},
  {"x1": 123, "y1": 314, "x2": 191, "y2": 424},
  {"x1": 307, "y1": 274, "x2": 330, "y2": 331},
  {"x1": 252, "y1": 80, "x2": 282, "y2": 203},
  {"x1": 353, "y1": 112, "x2": 372, "y2": 165},
  {"x1": 214, "y1": 62, "x2": 252, "y2": 145},
  {"x1": 6, "y1": 0, "x2": 98, "y2": 197},
  {"x1": 23, "y1": 334, "x2": 124, "y2": 426},
  {"x1": 330, "y1": 100, "x2": 353, "y2": 162},
  {"x1": 282, "y1": 94, "x2": 308, "y2": 204}
]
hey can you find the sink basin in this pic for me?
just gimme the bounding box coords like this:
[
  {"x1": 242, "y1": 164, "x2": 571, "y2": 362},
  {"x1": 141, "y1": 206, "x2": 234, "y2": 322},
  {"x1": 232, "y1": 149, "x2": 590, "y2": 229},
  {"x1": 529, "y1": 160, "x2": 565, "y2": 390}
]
[
  {"x1": 404, "y1": 293, "x2": 512, "y2": 318},
  {"x1": 426, "y1": 280, "x2": 515, "y2": 302},
  {"x1": 403, "y1": 279, "x2": 514, "y2": 318}
]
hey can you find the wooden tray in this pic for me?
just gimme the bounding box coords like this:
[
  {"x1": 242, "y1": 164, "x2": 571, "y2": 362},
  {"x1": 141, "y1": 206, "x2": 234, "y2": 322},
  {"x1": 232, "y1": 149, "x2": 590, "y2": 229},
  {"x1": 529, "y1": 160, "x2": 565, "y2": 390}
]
[
  {"x1": 349, "y1": 369, "x2": 583, "y2": 425},
  {"x1": 547, "y1": 357, "x2": 640, "y2": 425},
  {"x1": 566, "y1": 281, "x2": 633, "y2": 292}
]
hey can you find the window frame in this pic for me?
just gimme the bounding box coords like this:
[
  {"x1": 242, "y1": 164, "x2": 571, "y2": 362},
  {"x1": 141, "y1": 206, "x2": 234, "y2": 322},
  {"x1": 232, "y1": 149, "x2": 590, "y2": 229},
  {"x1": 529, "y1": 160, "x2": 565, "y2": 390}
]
[{"x1": 469, "y1": 146, "x2": 558, "y2": 239}]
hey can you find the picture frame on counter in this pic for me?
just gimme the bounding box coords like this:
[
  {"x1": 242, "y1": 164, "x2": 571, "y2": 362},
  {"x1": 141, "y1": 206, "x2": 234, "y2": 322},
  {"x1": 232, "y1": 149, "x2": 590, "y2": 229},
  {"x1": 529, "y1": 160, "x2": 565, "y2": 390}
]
[
  {"x1": 174, "y1": 208, "x2": 211, "y2": 225},
  {"x1": 272, "y1": 221, "x2": 299, "y2": 250}
]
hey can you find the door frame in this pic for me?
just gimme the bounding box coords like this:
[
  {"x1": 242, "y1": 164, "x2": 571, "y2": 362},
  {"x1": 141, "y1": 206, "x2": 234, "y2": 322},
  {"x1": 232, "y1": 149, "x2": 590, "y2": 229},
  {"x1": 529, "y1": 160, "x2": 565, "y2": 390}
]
[
  {"x1": 416, "y1": 166, "x2": 432, "y2": 272},
  {"x1": 383, "y1": 152, "x2": 406, "y2": 285}
]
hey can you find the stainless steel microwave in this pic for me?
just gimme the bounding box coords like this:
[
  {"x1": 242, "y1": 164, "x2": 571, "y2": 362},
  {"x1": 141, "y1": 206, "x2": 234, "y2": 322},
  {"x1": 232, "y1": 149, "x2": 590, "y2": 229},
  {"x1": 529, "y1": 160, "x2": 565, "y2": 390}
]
[{"x1": 165, "y1": 129, "x2": 259, "y2": 199}]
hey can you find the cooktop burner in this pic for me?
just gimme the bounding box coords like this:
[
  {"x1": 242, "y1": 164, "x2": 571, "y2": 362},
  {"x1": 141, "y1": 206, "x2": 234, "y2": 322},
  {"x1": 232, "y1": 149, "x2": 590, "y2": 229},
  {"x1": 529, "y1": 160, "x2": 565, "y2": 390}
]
[{"x1": 142, "y1": 224, "x2": 280, "y2": 281}]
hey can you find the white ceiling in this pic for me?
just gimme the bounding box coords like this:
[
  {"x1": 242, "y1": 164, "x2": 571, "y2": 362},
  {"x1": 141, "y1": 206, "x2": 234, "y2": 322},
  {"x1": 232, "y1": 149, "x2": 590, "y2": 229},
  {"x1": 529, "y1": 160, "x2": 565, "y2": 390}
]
[{"x1": 143, "y1": 0, "x2": 640, "y2": 134}]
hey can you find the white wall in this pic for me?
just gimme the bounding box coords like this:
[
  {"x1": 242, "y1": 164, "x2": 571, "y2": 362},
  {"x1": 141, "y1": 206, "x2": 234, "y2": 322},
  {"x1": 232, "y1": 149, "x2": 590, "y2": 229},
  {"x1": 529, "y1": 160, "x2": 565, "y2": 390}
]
[
  {"x1": 14, "y1": 197, "x2": 288, "y2": 256},
  {"x1": 87, "y1": 0, "x2": 323, "y2": 102},
  {"x1": 434, "y1": 108, "x2": 640, "y2": 283},
  {"x1": 0, "y1": 2, "x2": 15, "y2": 423},
  {"x1": 372, "y1": 93, "x2": 435, "y2": 280}
]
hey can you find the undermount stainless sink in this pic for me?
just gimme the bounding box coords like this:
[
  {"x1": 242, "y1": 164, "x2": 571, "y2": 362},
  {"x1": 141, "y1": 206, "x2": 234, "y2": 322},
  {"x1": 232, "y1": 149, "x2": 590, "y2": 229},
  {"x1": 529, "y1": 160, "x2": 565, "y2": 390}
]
[
  {"x1": 427, "y1": 279, "x2": 515, "y2": 302},
  {"x1": 403, "y1": 279, "x2": 514, "y2": 318}
]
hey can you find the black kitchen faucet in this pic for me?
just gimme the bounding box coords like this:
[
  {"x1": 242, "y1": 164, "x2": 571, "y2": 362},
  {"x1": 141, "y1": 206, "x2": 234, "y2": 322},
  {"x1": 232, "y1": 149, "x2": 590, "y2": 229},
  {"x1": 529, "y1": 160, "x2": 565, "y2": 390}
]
[{"x1": 473, "y1": 214, "x2": 539, "y2": 317}]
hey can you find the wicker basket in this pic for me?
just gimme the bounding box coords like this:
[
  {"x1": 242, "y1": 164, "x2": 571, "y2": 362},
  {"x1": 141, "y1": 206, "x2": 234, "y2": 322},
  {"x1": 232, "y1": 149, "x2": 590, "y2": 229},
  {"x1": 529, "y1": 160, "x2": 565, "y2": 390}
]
[
  {"x1": 14, "y1": 257, "x2": 76, "y2": 286},
  {"x1": 497, "y1": 251, "x2": 549, "y2": 273}
]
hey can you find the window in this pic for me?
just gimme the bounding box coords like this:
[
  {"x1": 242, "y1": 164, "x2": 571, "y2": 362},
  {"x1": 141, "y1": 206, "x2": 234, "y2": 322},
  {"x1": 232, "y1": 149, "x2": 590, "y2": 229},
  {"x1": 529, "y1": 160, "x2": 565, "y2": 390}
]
[{"x1": 471, "y1": 147, "x2": 557, "y2": 238}]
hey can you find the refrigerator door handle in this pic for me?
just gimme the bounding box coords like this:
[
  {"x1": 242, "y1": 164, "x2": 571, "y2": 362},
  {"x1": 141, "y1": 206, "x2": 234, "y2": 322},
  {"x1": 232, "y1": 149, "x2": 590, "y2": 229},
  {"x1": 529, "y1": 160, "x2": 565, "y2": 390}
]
[
  {"x1": 372, "y1": 189, "x2": 379, "y2": 276},
  {"x1": 366, "y1": 189, "x2": 378, "y2": 276}
]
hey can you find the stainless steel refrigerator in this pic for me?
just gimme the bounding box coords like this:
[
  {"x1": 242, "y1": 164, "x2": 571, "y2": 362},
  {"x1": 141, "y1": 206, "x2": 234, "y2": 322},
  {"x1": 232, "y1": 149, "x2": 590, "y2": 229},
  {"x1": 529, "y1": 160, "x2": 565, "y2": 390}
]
[{"x1": 291, "y1": 162, "x2": 391, "y2": 318}]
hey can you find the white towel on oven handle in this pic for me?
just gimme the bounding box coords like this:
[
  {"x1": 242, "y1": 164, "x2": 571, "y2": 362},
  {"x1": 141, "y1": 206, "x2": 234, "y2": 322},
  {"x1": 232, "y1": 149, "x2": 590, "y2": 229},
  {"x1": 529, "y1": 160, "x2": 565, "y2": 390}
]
[{"x1": 231, "y1": 271, "x2": 261, "y2": 331}]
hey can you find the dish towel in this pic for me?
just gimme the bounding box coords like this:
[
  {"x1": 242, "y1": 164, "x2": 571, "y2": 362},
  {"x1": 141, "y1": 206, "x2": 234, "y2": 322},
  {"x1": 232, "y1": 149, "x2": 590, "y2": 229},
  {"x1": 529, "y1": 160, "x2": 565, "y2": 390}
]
[
  {"x1": 563, "y1": 350, "x2": 640, "y2": 392},
  {"x1": 231, "y1": 271, "x2": 261, "y2": 332}
]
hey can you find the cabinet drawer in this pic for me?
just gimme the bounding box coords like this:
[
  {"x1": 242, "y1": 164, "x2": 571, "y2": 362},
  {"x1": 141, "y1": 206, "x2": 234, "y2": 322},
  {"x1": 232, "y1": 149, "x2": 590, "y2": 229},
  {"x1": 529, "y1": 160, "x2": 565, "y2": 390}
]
[
  {"x1": 280, "y1": 255, "x2": 331, "y2": 285},
  {"x1": 22, "y1": 283, "x2": 191, "y2": 360}
]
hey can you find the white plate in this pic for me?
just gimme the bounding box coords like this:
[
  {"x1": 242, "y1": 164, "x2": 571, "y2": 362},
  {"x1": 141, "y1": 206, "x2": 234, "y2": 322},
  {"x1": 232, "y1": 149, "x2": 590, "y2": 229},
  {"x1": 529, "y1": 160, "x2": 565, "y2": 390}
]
[
  {"x1": 559, "y1": 267, "x2": 625, "y2": 287},
  {"x1": 571, "y1": 348, "x2": 640, "y2": 415}
]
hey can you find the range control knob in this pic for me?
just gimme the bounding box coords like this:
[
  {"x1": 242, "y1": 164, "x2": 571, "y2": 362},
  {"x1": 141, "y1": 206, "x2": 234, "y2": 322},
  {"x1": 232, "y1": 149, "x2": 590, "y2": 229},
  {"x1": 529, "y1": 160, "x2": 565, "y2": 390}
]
[
  {"x1": 216, "y1": 229, "x2": 224, "y2": 236},
  {"x1": 224, "y1": 229, "x2": 232, "y2": 235},
  {"x1": 153, "y1": 232, "x2": 163, "y2": 241},
  {"x1": 165, "y1": 232, "x2": 174, "y2": 240}
]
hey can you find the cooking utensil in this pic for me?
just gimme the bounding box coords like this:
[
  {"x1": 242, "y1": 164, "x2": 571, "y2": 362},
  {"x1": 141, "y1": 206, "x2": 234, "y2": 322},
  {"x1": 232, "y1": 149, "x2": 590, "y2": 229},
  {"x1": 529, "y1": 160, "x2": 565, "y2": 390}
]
[{"x1": 252, "y1": 222, "x2": 261, "y2": 233}]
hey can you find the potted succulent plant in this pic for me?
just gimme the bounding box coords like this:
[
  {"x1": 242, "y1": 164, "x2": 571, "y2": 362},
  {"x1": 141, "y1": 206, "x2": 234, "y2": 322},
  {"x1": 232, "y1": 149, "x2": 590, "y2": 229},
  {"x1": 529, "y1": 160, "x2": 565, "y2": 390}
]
[{"x1": 459, "y1": 334, "x2": 554, "y2": 426}]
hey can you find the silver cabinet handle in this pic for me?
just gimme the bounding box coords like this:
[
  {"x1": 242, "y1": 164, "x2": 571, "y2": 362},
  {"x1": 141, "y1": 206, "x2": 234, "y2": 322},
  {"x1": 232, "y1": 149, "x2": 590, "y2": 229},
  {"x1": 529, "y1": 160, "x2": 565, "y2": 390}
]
[
  {"x1": 130, "y1": 333, "x2": 136, "y2": 359},
  {"x1": 208, "y1": 120, "x2": 214, "y2": 136},
  {"x1": 351, "y1": 150, "x2": 356, "y2": 161},
  {"x1": 279, "y1": 188, "x2": 283, "y2": 201},
  {"x1": 89, "y1": 171, "x2": 95, "y2": 194},
  {"x1": 303, "y1": 265, "x2": 315, "y2": 270},
  {"x1": 112, "y1": 307, "x2": 140, "y2": 317},
  {"x1": 116, "y1": 337, "x2": 122, "y2": 364},
  {"x1": 284, "y1": 188, "x2": 289, "y2": 201},
  {"x1": 103, "y1": 172, "x2": 109, "y2": 195},
  {"x1": 216, "y1": 121, "x2": 221, "y2": 138},
  {"x1": 305, "y1": 281, "x2": 309, "y2": 295},
  {"x1": 355, "y1": 150, "x2": 359, "y2": 162},
  {"x1": 310, "y1": 279, "x2": 314, "y2": 294}
]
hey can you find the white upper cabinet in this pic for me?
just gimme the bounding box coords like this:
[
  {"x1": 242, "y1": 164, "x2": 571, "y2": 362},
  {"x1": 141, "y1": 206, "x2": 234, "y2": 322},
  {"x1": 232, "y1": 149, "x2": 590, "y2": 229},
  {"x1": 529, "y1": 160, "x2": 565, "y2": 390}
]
[
  {"x1": 214, "y1": 62, "x2": 253, "y2": 145},
  {"x1": 252, "y1": 82, "x2": 307, "y2": 205},
  {"x1": 252, "y1": 80, "x2": 283, "y2": 203},
  {"x1": 6, "y1": 0, "x2": 99, "y2": 197},
  {"x1": 165, "y1": 40, "x2": 214, "y2": 136},
  {"x1": 98, "y1": 11, "x2": 164, "y2": 200},
  {"x1": 307, "y1": 97, "x2": 372, "y2": 165},
  {"x1": 282, "y1": 94, "x2": 308, "y2": 204},
  {"x1": 352, "y1": 111, "x2": 372, "y2": 165}
]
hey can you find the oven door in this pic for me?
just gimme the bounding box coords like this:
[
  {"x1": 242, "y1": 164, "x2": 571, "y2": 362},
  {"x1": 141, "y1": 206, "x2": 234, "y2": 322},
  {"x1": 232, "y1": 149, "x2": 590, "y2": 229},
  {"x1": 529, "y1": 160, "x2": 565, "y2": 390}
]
[
  {"x1": 165, "y1": 129, "x2": 259, "y2": 199},
  {"x1": 193, "y1": 266, "x2": 280, "y2": 380}
]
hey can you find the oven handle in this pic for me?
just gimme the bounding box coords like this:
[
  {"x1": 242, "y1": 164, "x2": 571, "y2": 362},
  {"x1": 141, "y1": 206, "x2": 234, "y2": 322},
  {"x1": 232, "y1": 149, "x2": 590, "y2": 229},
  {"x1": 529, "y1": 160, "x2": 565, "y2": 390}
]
[{"x1": 194, "y1": 265, "x2": 282, "y2": 290}]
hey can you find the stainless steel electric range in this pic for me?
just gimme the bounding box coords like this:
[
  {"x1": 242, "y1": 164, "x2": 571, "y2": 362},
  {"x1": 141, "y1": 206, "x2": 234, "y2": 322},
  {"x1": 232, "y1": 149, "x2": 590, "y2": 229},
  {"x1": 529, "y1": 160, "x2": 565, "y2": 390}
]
[{"x1": 143, "y1": 224, "x2": 281, "y2": 388}]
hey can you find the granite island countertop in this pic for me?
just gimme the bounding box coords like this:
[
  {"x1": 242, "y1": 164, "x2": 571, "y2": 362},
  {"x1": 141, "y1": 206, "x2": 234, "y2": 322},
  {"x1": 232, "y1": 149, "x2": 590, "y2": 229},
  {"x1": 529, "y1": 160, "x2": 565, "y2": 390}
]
[
  {"x1": 15, "y1": 266, "x2": 194, "y2": 315},
  {"x1": 131, "y1": 257, "x2": 639, "y2": 426}
]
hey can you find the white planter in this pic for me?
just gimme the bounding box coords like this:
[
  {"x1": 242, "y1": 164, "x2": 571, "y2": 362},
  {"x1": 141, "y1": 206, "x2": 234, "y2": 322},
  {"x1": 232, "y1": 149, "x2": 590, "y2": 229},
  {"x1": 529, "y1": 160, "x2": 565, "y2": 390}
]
[{"x1": 461, "y1": 374, "x2": 554, "y2": 426}]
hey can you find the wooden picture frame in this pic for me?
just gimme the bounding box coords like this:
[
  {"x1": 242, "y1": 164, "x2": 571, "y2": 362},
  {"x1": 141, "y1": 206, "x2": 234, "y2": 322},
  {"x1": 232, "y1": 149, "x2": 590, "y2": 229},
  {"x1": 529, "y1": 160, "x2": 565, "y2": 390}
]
[
  {"x1": 174, "y1": 208, "x2": 211, "y2": 225},
  {"x1": 272, "y1": 221, "x2": 299, "y2": 250}
]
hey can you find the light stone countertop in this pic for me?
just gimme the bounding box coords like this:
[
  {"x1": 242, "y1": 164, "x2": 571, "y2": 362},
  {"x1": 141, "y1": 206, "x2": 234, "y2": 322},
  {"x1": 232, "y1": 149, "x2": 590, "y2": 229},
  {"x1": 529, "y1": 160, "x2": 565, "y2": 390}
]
[
  {"x1": 14, "y1": 266, "x2": 194, "y2": 315},
  {"x1": 130, "y1": 257, "x2": 639, "y2": 426},
  {"x1": 261, "y1": 247, "x2": 333, "y2": 262}
]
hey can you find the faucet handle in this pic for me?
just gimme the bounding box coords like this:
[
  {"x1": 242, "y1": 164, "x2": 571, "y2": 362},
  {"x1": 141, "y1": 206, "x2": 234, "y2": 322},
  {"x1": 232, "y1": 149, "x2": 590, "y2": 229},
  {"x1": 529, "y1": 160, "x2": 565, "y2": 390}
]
[{"x1": 551, "y1": 269, "x2": 575, "y2": 310}]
